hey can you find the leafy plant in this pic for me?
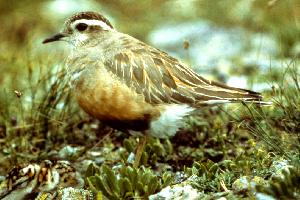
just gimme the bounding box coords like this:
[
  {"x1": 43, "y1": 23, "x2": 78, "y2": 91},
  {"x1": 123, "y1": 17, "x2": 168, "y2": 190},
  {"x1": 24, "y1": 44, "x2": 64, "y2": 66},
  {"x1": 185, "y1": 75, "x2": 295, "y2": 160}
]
[
  {"x1": 185, "y1": 160, "x2": 236, "y2": 193},
  {"x1": 86, "y1": 163, "x2": 173, "y2": 199},
  {"x1": 256, "y1": 166, "x2": 300, "y2": 199},
  {"x1": 121, "y1": 137, "x2": 173, "y2": 167}
]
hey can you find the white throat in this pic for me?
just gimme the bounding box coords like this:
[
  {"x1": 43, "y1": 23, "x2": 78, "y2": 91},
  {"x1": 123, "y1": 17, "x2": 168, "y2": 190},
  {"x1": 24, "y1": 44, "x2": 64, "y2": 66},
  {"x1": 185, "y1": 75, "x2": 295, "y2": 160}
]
[{"x1": 73, "y1": 33, "x2": 89, "y2": 47}]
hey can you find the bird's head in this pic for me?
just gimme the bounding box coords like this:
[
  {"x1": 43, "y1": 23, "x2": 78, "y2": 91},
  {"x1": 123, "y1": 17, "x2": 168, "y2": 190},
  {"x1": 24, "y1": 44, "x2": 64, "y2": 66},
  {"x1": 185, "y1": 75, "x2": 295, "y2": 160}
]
[{"x1": 43, "y1": 11, "x2": 114, "y2": 46}]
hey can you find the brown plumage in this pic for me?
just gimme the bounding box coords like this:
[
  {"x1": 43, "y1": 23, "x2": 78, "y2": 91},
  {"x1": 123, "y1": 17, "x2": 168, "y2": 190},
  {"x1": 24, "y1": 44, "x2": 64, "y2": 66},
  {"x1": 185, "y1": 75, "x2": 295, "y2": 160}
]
[
  {"x1": 103, "y1": 40, "x2": 263, "y2": 106},
  {"x1": 43, "y1": 11, "x2": 270, "y2": 138},
  {"x1": 66, "y1": 11, "x2": 114, "y2": 29}
]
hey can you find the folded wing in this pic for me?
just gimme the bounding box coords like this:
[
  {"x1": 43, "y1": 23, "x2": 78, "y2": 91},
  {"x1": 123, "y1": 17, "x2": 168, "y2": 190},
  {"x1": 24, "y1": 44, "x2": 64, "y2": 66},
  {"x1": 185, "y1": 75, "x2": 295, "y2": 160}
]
[{"x1": 103, "y1": 40, "x2": 265, "y2": 106}]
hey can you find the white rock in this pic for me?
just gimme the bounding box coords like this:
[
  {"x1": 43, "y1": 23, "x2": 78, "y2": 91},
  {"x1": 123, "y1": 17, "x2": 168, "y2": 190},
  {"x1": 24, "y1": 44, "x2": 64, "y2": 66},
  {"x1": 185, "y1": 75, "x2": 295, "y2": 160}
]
[
  {"x1": 58, "y1": 145, "x2": 81, "y2": 159},
  {"x1": 255, "y1": 193, "x2": 276, "y2": 200},
  {"x1": 149, "y1": 184, "x2": 201, "y2": 200}
]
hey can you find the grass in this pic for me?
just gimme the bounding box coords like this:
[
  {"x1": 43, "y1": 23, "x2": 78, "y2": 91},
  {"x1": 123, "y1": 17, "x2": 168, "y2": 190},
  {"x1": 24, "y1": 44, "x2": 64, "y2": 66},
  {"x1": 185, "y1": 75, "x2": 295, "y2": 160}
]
[{"x1": 1, "y1": 51, "x2": 298, "y2": 199}]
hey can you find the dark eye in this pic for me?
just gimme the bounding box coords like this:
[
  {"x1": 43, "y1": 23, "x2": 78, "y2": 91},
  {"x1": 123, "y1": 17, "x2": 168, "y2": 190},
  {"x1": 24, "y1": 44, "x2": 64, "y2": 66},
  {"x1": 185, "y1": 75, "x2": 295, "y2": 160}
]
[{"x1": 75, "y1": 23, "x2": 88, "y2": 31}]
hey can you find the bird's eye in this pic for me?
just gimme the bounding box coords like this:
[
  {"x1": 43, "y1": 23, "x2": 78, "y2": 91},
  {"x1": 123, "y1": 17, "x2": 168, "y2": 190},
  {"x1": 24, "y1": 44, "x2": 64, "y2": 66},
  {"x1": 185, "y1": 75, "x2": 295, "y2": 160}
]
[{"x1": 75, "y1": 23, "x2": 88, "y2": 31}]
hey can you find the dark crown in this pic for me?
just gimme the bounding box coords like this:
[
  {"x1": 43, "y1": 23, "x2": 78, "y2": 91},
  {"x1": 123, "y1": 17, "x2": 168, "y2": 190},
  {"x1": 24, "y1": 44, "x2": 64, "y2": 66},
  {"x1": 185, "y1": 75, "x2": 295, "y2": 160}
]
[{"x1": 66, "y1": 11, "x2": 113, "y2": 28}]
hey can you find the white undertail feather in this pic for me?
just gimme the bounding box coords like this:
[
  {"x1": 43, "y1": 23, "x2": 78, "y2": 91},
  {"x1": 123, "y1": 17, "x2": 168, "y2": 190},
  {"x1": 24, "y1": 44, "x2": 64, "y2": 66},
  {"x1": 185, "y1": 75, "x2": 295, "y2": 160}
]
[{"x1": 150, "y1": 104, "x2": 195, "y2": 138}]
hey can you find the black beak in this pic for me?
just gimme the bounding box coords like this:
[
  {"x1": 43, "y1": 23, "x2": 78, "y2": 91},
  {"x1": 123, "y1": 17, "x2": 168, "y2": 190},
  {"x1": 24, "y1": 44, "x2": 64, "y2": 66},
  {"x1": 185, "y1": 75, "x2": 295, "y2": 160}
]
[{"x1": 42, "y1": 33, "x2": 67, "y2": 44}]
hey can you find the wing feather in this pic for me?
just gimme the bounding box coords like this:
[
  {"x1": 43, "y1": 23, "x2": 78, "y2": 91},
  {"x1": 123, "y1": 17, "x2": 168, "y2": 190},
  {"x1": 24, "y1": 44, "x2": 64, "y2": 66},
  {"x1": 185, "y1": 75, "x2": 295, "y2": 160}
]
[{"x1": 102, "y1": 38, "x2": 263, "y2": 106}]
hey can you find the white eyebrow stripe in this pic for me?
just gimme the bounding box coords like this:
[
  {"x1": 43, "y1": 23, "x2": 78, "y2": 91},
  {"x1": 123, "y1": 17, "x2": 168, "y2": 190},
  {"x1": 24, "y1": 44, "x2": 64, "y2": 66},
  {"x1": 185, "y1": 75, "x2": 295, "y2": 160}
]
[{"x1": 72, "y1": 19, "x2": 113, "y2": 31}]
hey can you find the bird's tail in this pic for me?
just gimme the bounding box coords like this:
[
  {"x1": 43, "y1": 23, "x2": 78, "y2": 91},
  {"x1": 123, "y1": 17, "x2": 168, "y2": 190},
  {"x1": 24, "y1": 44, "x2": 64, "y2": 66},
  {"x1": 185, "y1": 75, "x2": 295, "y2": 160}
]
[{"x1": 193, "y1": 80, "x2": 272, "y2": 106}]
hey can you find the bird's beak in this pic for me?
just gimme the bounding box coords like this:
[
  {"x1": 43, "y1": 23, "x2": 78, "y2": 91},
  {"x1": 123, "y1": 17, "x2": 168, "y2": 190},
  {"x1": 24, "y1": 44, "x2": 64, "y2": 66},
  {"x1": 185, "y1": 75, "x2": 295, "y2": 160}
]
[{"x1": 42, "y1": 33, "x2": 67, "y2": 44}]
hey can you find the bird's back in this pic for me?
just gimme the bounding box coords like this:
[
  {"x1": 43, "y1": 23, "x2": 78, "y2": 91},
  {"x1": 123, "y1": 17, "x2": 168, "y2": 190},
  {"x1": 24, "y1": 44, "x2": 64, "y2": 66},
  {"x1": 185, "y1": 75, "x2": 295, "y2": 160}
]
[{"x1": 82, "y1": 31, "x2": 264, "y2": 107}]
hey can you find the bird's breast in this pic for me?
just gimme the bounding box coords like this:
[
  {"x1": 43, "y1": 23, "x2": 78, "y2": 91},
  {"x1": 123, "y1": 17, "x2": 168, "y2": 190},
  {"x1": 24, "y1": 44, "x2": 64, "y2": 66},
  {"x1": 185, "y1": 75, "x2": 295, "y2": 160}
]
[{"x1": 72, "y1": 65, "x2": 160, "y2": 123}]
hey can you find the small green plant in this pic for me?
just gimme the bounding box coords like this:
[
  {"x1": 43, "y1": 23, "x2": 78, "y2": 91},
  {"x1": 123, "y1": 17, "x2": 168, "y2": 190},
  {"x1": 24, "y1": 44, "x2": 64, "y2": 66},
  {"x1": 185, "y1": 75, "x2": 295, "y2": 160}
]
[
  {"x1": 185, "y1": 160, "x2": 236, "y2": 193},
  {"x1": 256, "y1": 166, "x2": 300, "y2": 199},
  {"x1": 121, "y1": 137, "x2": 173, "y2": 167},
  {"x1": 86, "y1": 163, "x2": 173, "y2": 199}
]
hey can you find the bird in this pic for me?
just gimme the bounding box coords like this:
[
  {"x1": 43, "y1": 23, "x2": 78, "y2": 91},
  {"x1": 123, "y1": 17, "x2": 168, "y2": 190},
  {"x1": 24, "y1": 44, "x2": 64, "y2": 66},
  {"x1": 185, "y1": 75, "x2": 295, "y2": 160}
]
[{"x1": 43, "y1": 11, "x2": 270, "y2": 166}]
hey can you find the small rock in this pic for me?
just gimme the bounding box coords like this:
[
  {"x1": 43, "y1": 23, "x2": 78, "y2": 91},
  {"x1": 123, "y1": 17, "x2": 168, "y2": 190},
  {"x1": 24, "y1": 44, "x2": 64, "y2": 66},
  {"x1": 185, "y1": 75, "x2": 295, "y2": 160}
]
[
  {"x1": 58, "y1": 187, "x2": 93, "y2": 200},
  {"x1": 58, "y1": 145, "x2": 82, "y2": 159},
  {"x1": 127, "y1": 152, "x2": 135, "y2": 164},
  {"x1": 232, "y1": 176, "x2": 266, "y2": 191},
  {"x1": 270, "y1": 159, "x2": 293, "y2": 179},
  {"x1": 149, "y1": 184, "x2": 201, "y2": 200},
  {"x1": 255, "y1": 192, "x2": 276, "y2": 200}
]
